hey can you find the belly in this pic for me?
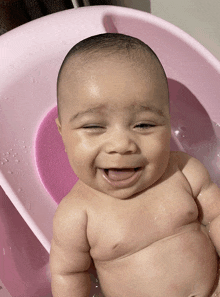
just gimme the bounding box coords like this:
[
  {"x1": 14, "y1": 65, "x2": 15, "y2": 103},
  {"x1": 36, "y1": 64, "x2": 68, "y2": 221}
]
[{"x1": 95, "y1": 224, "x2": 218, "y2": 297}]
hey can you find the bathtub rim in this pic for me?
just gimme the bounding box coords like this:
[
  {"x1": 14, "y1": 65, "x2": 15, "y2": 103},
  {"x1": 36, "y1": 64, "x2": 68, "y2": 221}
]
[{"x1": 1, "y1": 5, "x2": 220, "y2": 253}]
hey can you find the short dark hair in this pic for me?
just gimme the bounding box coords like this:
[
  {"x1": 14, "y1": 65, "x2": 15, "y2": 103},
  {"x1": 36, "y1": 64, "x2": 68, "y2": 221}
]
[{"x1": 57, "y1": 33, "x2": 168, "y2": 121}]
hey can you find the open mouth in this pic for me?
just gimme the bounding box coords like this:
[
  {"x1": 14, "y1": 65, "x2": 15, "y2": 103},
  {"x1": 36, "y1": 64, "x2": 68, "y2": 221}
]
[
  {"x1": 101, "y1": 167, "x2": 142, "y2": 188},
  {"x1": 104, "y1": 168, "x2": 141, "y2": 181}
]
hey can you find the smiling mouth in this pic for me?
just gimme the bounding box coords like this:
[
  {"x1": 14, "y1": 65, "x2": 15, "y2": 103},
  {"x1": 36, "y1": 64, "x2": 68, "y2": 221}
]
[
  {"x1": 101, "y1": 167, "x2": 142, "y2": 188},
  {"x1": 104, "y1": 168, "x2": 140, "y2": 180}
]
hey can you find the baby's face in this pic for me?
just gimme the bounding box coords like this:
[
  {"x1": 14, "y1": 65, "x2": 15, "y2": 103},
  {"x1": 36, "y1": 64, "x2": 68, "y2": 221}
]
[{"x1": 56, "y1": 56, "x2": 171, "y2": 199}]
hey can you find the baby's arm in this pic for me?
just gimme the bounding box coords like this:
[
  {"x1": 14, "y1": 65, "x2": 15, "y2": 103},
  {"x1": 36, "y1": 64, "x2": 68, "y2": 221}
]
[
  {"x1": 50, "y1": 194, "x2": 91, "y2": 297},
  {"x1": 178, "y1": 152, "x2": 220, "y2": 255}
]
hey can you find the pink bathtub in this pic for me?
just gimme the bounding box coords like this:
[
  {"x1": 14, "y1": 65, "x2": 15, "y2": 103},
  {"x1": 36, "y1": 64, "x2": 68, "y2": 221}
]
[{"x1": 1, "y1": 5, "x2": 220, "y2": 296}]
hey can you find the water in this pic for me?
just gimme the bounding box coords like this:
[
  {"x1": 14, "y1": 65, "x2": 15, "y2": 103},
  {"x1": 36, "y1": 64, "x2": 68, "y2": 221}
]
[
  {"x1": 171, "y1": 119, "x2": 220, "y2": 186},
  {"x1": 1, "y1": 150, "x2": 21, "y2": 168}
]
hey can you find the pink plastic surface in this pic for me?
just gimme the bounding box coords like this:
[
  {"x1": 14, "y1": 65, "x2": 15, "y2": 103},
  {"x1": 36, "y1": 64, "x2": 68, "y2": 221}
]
[
  {"x1": 0, "y1": 186, "x2": 51, "y2": 297},
  {"x1": 1, "y1": 5, "x2": 220, "y2": 296},
  {"x1": 35, "y1": 106, "x2": 78, "y2": 204}
]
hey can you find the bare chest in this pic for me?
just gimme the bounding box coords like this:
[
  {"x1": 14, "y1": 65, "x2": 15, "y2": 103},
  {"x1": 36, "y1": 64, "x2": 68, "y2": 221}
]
[{"x1": 88, "y1": 175, "x2": 199, "y2": 261}]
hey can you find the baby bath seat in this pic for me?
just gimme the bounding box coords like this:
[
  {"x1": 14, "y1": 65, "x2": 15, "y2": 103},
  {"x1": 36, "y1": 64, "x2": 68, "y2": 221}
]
[{"x1": 1, "y1": 5, "x2": 220, "y2": 296}]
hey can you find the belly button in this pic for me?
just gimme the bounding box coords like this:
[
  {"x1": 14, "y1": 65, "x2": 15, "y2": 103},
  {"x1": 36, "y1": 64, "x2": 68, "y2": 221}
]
[{"x1": 112, "y1": 243, "x2": 119, "y2": 250}]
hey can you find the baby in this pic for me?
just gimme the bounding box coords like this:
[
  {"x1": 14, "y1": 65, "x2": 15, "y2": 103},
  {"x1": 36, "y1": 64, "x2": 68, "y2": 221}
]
[{"x1": 50, "y1": 33, "x2": 220, "y2": 297}]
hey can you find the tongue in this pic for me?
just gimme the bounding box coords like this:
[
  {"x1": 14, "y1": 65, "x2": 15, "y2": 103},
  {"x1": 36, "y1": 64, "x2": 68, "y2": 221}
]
[{"x1": 107, "y1": 169, "x2": 136, "y2": 181}]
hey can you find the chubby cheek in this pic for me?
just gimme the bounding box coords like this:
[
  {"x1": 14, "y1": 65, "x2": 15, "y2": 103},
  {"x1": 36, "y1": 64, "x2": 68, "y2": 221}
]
[
  {"x1": 63, "y1": 133, "x2": 98, "y2": 177},
  {"x1": 146, "y1": 130, "x2": 171, "y2": 167}
]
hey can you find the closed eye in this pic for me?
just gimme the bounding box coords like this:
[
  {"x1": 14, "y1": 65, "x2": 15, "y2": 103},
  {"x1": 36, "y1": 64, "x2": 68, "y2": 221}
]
[
  {"x1": 83, "y1": 125, "x2": 101, "y2": 128},
  {"x1": 82, "y1": 125, "x2": 105, "y2": 131},
  {"x1": 135, "y1": 123, "x2": 156, "y2": 129}
]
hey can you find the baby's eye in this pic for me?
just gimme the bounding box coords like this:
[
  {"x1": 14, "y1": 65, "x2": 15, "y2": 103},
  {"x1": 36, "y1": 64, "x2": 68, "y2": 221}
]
[
  {"x1": 82, "y1": 125, "x2": 105, "y2": 131},
  {"x1": 135, "y1": 123, "x2": 155, "y2": 129}
]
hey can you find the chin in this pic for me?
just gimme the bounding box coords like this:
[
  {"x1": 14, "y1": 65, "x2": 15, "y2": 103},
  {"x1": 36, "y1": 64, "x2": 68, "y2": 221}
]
[{"x1": 103, "y1": 184, "x2": 147, "y2": 200}]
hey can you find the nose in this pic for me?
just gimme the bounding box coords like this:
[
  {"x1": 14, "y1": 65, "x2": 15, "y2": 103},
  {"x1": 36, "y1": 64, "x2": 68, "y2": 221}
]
[{"x1": 104, "y1": 129, "x2": 138, "y2": 155}]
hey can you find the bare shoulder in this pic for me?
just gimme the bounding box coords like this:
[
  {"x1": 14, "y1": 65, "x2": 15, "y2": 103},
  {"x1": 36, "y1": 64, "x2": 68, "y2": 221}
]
[
  {"x1": 170, "y1": 151, "x2": 212, "y2": 197},
  {"x1": 50, "y1": 181, "x2": 91, "y2": 275},
  {"x1": 52, "y1": 181, "x2": 89, "y2": 240}
]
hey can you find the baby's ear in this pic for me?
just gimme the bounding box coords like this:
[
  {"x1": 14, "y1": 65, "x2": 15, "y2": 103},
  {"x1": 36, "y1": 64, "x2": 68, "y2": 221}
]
[{"x1": 55, "y1": 118, "x2": 62, "y2": 135}]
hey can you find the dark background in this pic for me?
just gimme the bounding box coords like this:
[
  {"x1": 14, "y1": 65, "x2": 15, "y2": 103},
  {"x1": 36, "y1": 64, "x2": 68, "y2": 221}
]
[{"x1": 0, "y1": 0, "x2": 151, "y2": 35}]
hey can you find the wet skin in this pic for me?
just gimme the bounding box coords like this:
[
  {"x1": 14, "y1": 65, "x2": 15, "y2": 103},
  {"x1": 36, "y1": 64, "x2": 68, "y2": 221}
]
[{"x1": 50, "y1": 55, "x2": 220, "y2": 297}]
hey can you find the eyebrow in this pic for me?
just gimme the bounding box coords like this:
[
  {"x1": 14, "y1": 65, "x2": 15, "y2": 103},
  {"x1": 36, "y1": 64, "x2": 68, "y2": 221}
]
[
  {"x1": 69, "y1": 103, "x2": 166, "y2": 123},
  {"x1": 69, "y1": 104, "x2": 106, "y2": 122},
  {"x1": 136, "y1": 105, "x2": 166, "y2": 118}
]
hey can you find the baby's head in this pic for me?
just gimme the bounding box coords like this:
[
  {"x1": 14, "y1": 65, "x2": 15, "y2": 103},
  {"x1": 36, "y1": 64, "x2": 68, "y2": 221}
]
[{"x1": 56, "y1": 33, "x2": 171, "y2": 199}]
